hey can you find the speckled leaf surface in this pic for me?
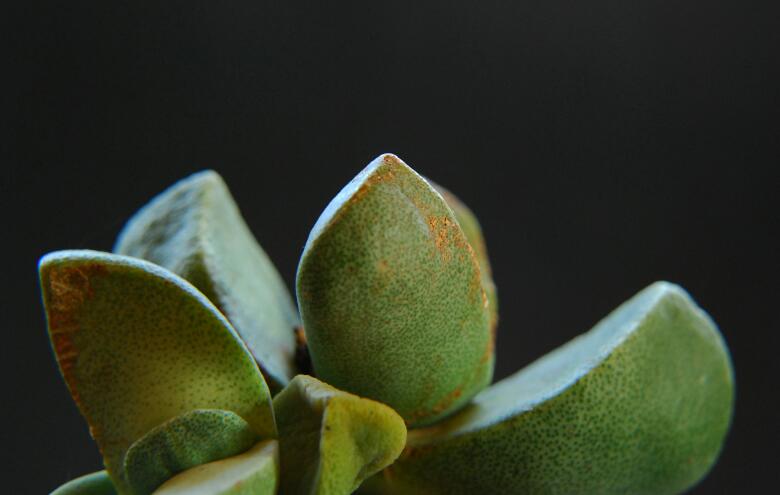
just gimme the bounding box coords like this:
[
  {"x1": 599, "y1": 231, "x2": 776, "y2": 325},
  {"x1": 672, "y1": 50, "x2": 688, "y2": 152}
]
[
  {"x1": 273, "y1": 375, "x2": 406, "y2": 495},
  {"x1": 39, "y1": 251, "x2": 275, "y2": 494},
  {"x1": 429, "y1": 180, "x2": 498, "y2": 333},
  {"x1": 124, "y1": 410, "x2": 260, "y2": 495},
  {"x1": 114, "y1": 170, "x2": 299, "y2": 392},
  {"x1": 383, "y1": 282, "x2": 734, "y2": 494},
  {"x1": 297, "y1": 154, "x2": 493, "y2": 426},
  {"x1": 153, "y1": 439, "x2": 279, "y2": 495},
  {"x1": 51, "y1": 471, "x2": 117, "y2": 495}
]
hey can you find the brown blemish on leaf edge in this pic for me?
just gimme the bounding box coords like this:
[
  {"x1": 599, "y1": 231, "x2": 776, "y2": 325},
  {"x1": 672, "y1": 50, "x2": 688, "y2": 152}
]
[{"x1": 44, "y1": 263, "x2": 109, "y2": 435}]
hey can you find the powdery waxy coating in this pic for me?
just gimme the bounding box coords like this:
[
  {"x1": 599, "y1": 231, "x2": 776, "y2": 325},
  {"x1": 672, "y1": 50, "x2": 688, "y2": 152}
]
[
  {"x1": 124, "y1": 410, "x2": 260, "y2": 495},
  {"x1": 51, "y1": 471, "x2": 117, "y2": 495},
  {"x1": 430, "y1": 180, "x2": 498, "y2": 334},
  {"x1": 115, "y1": 170, "x2": 300, "y2": 392},
  {"x1": 297, "y1": 154, "x2": 493, "y2": 427},
  {"x1": 272, "y1": 375, "x2": 407, "y2": 495},
  {"x1": 154, "y1": 439, "x2": 279, "y2": 495},
  {"x1": 39, "y1": 251, "x2": 275, "y2": 495},
  {"x1": 384, "y1": 282, "x2": 735, "y2": 495}
]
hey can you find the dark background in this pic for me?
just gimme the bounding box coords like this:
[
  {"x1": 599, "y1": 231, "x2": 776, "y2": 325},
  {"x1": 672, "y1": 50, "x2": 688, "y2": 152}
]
[{"x1": 2, "y1": 1, "x2": 777, "y2": 493}]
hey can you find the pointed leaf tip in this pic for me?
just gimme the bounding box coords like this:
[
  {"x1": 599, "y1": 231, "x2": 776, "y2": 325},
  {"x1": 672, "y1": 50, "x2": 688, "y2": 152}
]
[
  {"x1": 115, "y1": 170, "x2": 300, "y2": 392},
  {"x1": 297, "y1": 155, "x2": 494, "y2": 426}
]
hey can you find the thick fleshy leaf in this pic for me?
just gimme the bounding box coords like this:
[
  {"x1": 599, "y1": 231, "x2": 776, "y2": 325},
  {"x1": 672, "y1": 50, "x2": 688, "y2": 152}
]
[
  {"x1": 383, "y1": 282, "x2": 735, "y2": 494},
  {"x1": 51, "y1": 471, "x2": 117, "y2": 495},
  {"x1": 125, "y1": 410, "x2": 259, "y2": 494},
  {"x1": 153, "y1": 439, "x2": 278, "y2": 495},
  {"x1": 39, "y1": 250, "x2": 275, "y2": 494},
  {"x1": 115, "y1": 170, "x2": 299, "y2": 391},
  {"x1": 297, "y1": 154, "x2": 493, "y2": 426},
  {"x1": 273, "y1": 375, "x2": 406, "y2": 495},
  {"x1": 429, "y1": 180, "x2": 498, "y2": 333}
]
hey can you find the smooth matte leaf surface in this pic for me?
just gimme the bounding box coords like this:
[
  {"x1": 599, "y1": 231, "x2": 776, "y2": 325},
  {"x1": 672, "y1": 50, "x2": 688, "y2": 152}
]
[
  {"x1": 153, "y1": 440, "x2": 279, "y2": 495},
  {"x1": 125, "y1": 410, "x2": 259, "y2": 494},
  {"x1": 383, "y1": 282, "x2": 734, "y2": 494},
  {"x1": 40, "y1": 250, "x2": 275, "y2": 494},
  {"x1": 115, "y1": 170, "x2": 299, "y2": 391},
  {"x1": 273, "y1": 375, "x2": 407, "y2": 495},
  {"x1": 297, "y1": 154, "x2": 493, "y2": 426}
]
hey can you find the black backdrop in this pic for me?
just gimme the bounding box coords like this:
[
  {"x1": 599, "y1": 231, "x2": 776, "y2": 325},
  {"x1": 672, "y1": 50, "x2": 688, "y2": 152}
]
[{"x1": 2, "y1": 1, "x2": 777, "y2": 493}]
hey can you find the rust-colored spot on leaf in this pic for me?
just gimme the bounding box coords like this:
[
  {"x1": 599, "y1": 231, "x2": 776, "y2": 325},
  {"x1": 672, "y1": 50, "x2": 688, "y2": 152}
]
[
  {"x1": 45, "y1": 263, "x2": 108, "y2": 410},
  {"x1": 294, "y1": 325, "x2": 308, "y2": 347},
  {"x1": 437, "y1": 387, "x2": 462, "y2": 414},
  {"x1": 294, "y1": 325, "x2": 313, "y2": 375},
  {"x1": 349, "y1": 183, "x2": 372, "y2": 204},
  {"x1": 406, "y1": 385, "x2": 464, "y2": 425},
  {"x1": 462, "y1": 243, "x2": 487, "y2": 310},
  {"x1": 398, "y1": 440, "x2": 436, "y2": 461},
  {"x1": 376, "y1": 259, "x2": 390, "y2": 273},
  {"x1": 46, "y1": 264, "x2": 108, "y2": 334},
  {"x1": 334, "y1": 166, "x2": 398, "y2": 225},
  {"x1": 48, "y1": 269, "x2": 88, "y2": 327},
  {"x1": 426, "y1": 215, "x2": 459, "y2": 262}
]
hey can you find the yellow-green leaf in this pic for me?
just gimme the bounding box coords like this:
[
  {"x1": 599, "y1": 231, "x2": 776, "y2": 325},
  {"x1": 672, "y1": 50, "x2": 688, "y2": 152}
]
[
  {"x1": 40, "y1": 250, "x2": 275, "y2": 494},
  {"x1": 153, "y1": 440, "x2": 279, "y2": 495},
  {"x1": 273, "y1": 375, "x2": 407, "y2": 495}
]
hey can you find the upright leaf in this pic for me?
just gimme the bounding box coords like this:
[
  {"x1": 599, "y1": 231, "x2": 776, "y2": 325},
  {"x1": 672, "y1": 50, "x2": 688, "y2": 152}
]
[
  {"x1": 115, "y1": 171, "x2": 299, "y2": 391},
  {"x1": 297, "y1": 154, "x2": 493, "y2": 426}
]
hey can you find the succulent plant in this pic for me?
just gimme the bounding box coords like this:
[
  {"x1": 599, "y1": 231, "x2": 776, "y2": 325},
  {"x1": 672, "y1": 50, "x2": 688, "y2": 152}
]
[{"x1": 42, "y1": 154, "x2": 734, "y2": 495}]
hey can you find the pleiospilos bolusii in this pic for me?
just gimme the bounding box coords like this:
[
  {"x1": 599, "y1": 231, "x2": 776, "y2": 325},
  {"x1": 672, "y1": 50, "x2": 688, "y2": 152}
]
[
  {"x1": 380, "y1": 282, "x2": 734, "y2": 494},
  {"x1": 297, "y1": 154, "x2": 494, "y2": 427},
  {"x1": 115, "y1": 170, "x2": 299, "y2": 392},
  {"x1": 40, "y1": 251, "x2": 275, "y2": 494},
  {"x1": 273, "y1": 375, "x2": 407, "y2": 494},
  {"x1": 41, "y1": 154, "x2": 735, "y2": 495}
]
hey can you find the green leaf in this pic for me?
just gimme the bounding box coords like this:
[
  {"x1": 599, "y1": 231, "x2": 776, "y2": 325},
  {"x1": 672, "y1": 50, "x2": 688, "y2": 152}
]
[
  {"x1": 39, "y1": 250, "x2": 275, "y2": 494},
  {"x1": 51, "y1": 471, "x2": 117, "y2": 495},
  {"x1": 429, "y1": 180, "x2": 498, "y2": 334},
  {"x1": 115, "y1": 170, "x2": 300, "y2": 392},
  {"x1": 124, "y1": 410, "x2": 259, "y2": 494},
  {"x1": 297, "y1": 154, "x2": 493, "y2": 426},
  {"x1": 153, "y1": 439, "x2": 279, "y2": 495},
  {"x1": 384, "y1": 282, "x2": 735, "y2": 494},
  {"x1": 273, "y1": 375, "x2": 407, "y2": 495}
]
